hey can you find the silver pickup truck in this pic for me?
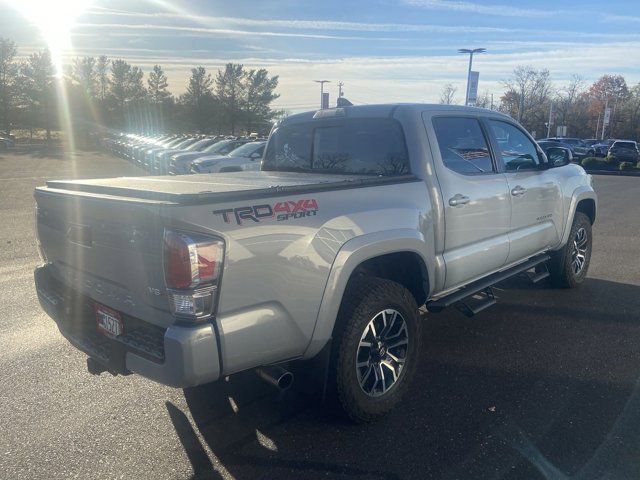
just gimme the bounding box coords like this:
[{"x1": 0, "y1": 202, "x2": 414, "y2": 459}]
[{"x1": 34, "y1": 104, "x2": 596, "y2": 422}]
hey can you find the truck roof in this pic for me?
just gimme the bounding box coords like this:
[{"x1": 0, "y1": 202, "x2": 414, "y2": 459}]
[{"x1": 281, "y1": 103, "x2": 510, "y2": 125}]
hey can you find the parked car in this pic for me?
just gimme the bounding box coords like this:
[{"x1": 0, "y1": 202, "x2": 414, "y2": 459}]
[
  {"x1": 149, "y1": 137, "x2": 202, "y2": 173},
  {"x1": 190, "y1": 141, "x2": 266, "y2": 173},
  {"x1": 142, "y1": 137, "x2": 190, "y2": 169},
  {"x1": 34, "y1": 104, "x2": 596, "y2": 423},
  {"x1": 541, "y1": 137, "x2": 590, "y2": 159},
  {"x1": 169, "y1": 138, "x2": 250, "y2": 174},
  {"x1": 608, "y1": 140, "x2": 639, "y2": 163},
  {"x1": 0, "y1": 134, "x2": 16, "y2": 150},
  {"x1": 583, "y1": 139, "x2": 602, "y2": 156},
  {"x1": 151, "y1": 137, "x2": 221, "y2": 175},
  {"x1": 131, "y1": 135, "x2": 180, "y2": 164},
  {"x1": 130, "y1": 135, "x2": 175, "y2": 161},
  {"x1": 591, "y1": 139, "x2": 616, "y2": 157}
]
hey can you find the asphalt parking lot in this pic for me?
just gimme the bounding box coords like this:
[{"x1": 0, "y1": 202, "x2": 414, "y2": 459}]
[{"x1": 1, "y1": 147, "x2": 640, "y2": 480}]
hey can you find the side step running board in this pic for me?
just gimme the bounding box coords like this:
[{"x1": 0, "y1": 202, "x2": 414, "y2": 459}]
[
  {"x1": 527, "y1": 261, "x2": 550, "y2": 283},
  {"x1": 455, "y1": 288, "x2": 496, "y2": 317},
  {"x1": 426, "y1": 253, "x2": 550, "y2": 314}
]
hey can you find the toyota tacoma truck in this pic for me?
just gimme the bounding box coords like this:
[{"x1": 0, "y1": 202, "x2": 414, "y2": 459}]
[{"x1": 34, "y1": 104, "x2": 597, "y2": 423}]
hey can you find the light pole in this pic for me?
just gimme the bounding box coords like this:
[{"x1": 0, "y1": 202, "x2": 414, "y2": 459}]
[
  {"x1": 458, "y1": 48, "x2": 486, "y2": 106},
  {"x1": 314, "y1": 80, "x2": 330, "y2": 109}
]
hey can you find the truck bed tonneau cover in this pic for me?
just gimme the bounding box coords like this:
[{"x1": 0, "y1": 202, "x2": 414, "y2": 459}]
[{"x1": 41, "y1": 172, "x2": 418, "y2": 204}]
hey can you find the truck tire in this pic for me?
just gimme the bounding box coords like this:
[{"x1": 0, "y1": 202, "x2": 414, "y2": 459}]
[
  {"x1": 329, "y1": 277, "x2": 421, "y2": 423},
  {"x1": 549, "y1": 212, "x2": 592, "y2": 288}
]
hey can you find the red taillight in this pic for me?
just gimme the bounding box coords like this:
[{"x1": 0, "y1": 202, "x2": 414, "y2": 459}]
[
  {"x1": 163, "y1": 230, "x2": 223, "y2": 290},
  {"x1": 195, "y1": 242, "x2": 220, "y2": 284}
]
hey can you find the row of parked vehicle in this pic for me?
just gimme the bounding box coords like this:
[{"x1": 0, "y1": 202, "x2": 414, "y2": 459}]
[
  {"x1": 102, "y1": 133, "x2": 267, "y2": 175},
  {"x1": 0, "y1": 133, "x2": 16, "y2": 150},
  {"x1": 539, "y1": 137, "x2": 640, "y2": 163}
]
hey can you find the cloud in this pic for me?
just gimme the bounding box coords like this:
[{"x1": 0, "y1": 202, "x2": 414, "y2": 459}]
[
  {"x1": 79, "y1": 7, "x2": 640, "y2": 42},
  {"x1": 71, "y1": 21, "x2": 640, "y2": 46},
  {"x1": 83, "y1": 7, "x2": 515, "y2": 34},
  {"x1": 74, "y1": 22, "x2": 378, "y2": 41},
  {"x1": 601, "y1": 14, "x2": 640, "y2": 24},
  {"x1": 399, "y1": 0, "x2": 572, "y2": 17}
]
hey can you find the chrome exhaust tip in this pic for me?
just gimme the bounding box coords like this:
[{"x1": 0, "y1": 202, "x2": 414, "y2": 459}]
[{"x1": 255, "y1": 366, "x2": 294, "y2": 391}]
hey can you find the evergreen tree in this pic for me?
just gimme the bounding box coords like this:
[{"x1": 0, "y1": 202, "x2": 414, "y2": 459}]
[
  {"x1": 72, "y1": 56, "x2": 96, "y2": 98},
  {"x1": 182, "y1": 66, "x2": 214, "y2": 131},
  {"x1": 95, "y1": 55, "x2": 110, "y2": 102},
  {"x1": 215, "y1": 63, "x2": 244, "y2": 134},
  {"x1": 147, "y1": 64, "x2": 170, "y2": 104},
  {"x1": 108, "y1": 59, "x2": 146, "y2": 128},
  {"x1": 20, "y1": 49, "x2": 55, "y2": 139},
  {"x1": 242, "y1": 68, "x2": 279, "y2": 133},
  {"x1": 0, "y1": 38, "x2": 18, "y2": 135}
]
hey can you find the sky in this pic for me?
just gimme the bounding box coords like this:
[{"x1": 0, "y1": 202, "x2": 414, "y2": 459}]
[{"x1": 1, "y1": 0, "x2": 640, "y2": 112}]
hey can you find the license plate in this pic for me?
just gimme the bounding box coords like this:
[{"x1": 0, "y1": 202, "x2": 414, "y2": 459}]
[{"x1": 95, "y1": 303, "x2": 124, "y2": 338}]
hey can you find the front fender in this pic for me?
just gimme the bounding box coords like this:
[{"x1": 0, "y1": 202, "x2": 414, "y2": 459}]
[
  {"x1": 302, "y1": 229, "x2": 434, "y2": 358},
  {"x1": 559, "y1": 185, "x2": 597, "y2": 247}
]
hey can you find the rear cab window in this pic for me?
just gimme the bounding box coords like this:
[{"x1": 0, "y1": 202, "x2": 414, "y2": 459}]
[
  {"x1": 263, "y1": 118, "x2": 410, "y2": 175},
  {"x1": 613, "y1": 141, "x2": 636, "y2": 149}
]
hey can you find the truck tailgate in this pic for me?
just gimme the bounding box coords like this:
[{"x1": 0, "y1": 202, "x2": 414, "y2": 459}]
[{"x1": 34, "y1": 188, "x2": 173, "y2": 326}]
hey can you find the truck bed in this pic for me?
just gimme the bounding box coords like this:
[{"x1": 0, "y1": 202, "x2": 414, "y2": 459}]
[{"x1": 42, "y1": 171, "x2": 418, "y2": 204}]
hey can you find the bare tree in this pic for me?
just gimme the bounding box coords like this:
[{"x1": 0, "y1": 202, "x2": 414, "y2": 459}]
[
  {"x1": 439, "y1": 83, "x2": 457, "y2": 105},
  {"x1": 554, "y1": 75, "x2": 588, "y2": 137},
  {"x1": 474, "y1": 90, "x2": 494, "y2": 109},
  {"x1": 501, "y1": 66, "x2": 553, "y2": 134},
  {"x1": 622, "y1": 84, "x2": 640, "y2": 140}
]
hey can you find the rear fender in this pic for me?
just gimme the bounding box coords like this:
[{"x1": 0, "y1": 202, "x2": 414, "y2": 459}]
[{"x1": 303, "y1": 229, "x2": 434, "y2": 358}]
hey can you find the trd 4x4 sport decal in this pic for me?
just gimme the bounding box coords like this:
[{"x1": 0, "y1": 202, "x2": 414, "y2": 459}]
[{"x1": 213, "y1": 199, "x2": 319, "y2": 225}]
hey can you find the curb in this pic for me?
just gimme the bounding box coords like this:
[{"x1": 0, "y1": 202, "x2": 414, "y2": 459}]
[{"x1": 585, "y1": 170, "x2": 640, "y2": 177}]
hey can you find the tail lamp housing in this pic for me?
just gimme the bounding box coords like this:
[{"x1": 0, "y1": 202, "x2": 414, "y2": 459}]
[{"x1": 163, "y1": 229, "x2": 224, "y2": 322}]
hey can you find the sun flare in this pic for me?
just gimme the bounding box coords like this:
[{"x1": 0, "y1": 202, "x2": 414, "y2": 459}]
[{"x1": 9, "y1": 0, "x2": 93, "y2": 75}]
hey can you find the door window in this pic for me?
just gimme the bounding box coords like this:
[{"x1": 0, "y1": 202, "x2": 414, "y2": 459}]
[
  {"x1": 432, "y1": 117, "x2": 494, "y2": 174},
  {"x1": 489, "y1": 120, "x2": 540, "y2": 171}
]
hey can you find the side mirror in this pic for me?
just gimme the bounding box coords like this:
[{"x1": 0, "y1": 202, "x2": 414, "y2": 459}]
[{"x1": 546, "y1": 147, "x2": 572, "y2": 167}]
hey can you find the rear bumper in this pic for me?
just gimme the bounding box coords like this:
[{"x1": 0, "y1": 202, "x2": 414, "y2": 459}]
[{"x1": 34, "y1": 264, "x2": 220, "y2": 388}]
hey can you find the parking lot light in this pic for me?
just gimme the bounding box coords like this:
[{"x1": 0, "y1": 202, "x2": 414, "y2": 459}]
[{"x1": 458, "y1": 48, "x2": 486, "y2": 106}]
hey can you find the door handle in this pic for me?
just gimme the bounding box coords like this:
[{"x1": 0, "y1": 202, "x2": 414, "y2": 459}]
[
  {"x1": 511, "y1": 185, "x2": 527, "y2": 196},
  {"x1": 448, "y1": 194, "x2": 470, "y2": 207}
]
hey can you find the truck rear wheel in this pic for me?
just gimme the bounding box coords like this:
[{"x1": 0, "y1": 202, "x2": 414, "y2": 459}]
[
  {"x1": 549, "y1": 212, "x2": 592, "y2": 288},
  {"x1": 329, "y1": 277, "x2": 421, "y2": 423}
]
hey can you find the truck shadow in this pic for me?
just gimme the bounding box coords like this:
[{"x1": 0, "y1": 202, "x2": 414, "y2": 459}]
[{"x1": 169, "y1": 277, "x2": 640, "y2": 480}]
